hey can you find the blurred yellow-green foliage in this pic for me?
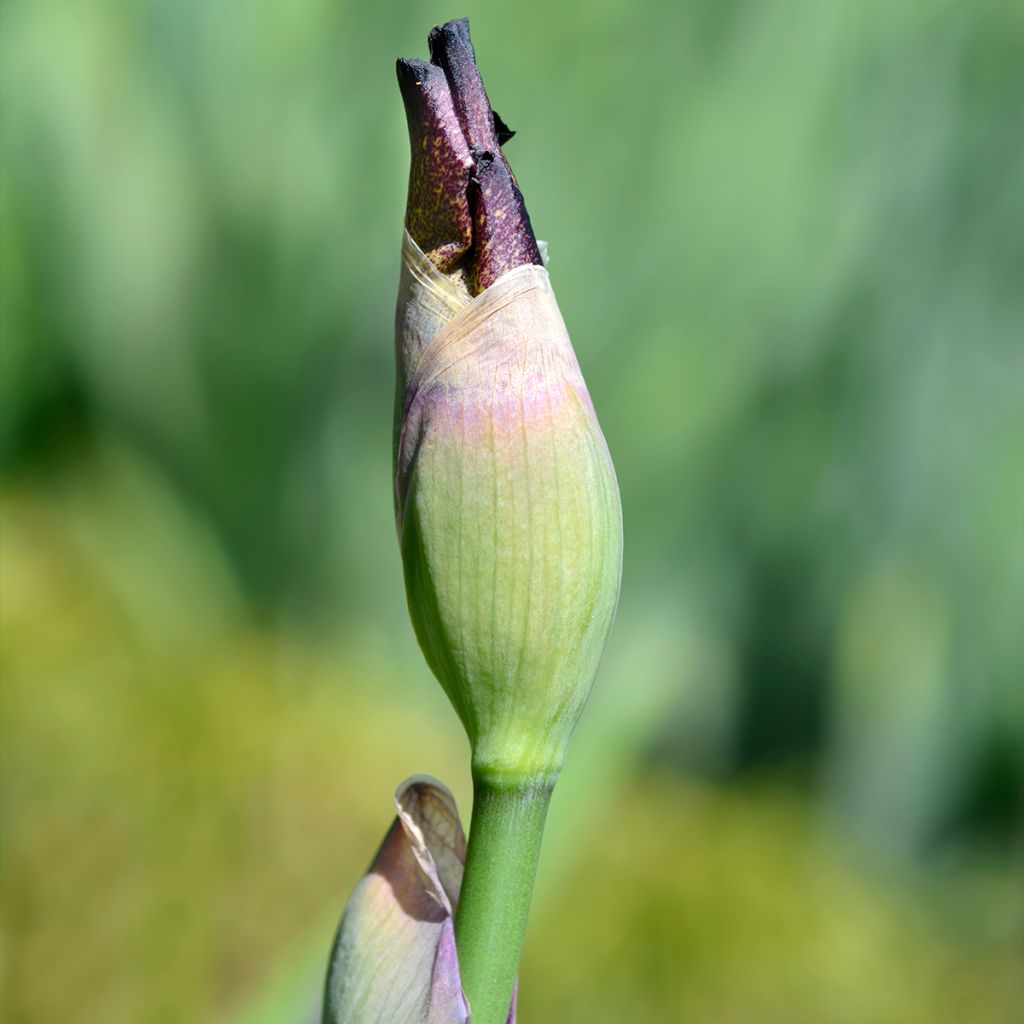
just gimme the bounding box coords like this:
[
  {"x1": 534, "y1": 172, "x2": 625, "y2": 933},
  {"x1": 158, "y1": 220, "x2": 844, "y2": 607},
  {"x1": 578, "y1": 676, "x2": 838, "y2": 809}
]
[{"x1": 1, "y1": 0, "x2": 1022, "y2": 1021}]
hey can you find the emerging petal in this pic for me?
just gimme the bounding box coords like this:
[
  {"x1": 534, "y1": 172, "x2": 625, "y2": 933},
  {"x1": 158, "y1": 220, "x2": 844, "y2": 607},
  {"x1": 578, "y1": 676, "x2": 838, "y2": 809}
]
[
  {"x1": 321, "y1": 777, "x2": 516, "y2": 1024},
  {"x1": 397, "y1": 18, "x2": 541, "y2": 298}
]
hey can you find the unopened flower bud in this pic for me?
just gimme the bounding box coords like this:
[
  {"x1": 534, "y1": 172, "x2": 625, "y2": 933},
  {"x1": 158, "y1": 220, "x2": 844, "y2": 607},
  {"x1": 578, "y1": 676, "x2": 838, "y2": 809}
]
[
  {"x1": 322, "y1": 777, "x2": 517, "y2": 1024},
  {"x1": 395, "y1": 20, "x2": 622, "y2": 786}
]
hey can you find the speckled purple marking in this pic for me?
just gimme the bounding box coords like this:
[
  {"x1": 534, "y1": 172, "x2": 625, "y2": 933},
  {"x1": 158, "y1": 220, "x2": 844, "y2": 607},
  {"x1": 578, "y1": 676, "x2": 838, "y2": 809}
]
[
  {"x1": 397, "y1": 18, "x2": 542, "y2": 295},
  {"x1": 395, "y1": 58, "x2": 474, "y2": 272},
  {"x1": 468, "y1": 151, "x2": 542, "y2": 293}
]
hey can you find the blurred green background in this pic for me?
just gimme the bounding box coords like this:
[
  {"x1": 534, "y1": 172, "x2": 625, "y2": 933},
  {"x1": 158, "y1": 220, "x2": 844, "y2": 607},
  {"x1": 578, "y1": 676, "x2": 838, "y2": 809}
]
[{"x1": 1, "y1": 0, "x2": 1022, "y2": 1020}]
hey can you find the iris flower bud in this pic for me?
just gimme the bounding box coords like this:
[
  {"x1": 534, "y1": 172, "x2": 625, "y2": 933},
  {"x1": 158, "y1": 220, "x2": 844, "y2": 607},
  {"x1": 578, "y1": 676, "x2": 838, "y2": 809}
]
[
  {"x1": 322, "y1": 777, "x2": 517, "y2": 1023},
  {"x1": 395, "y1": 19, "x2": 622, "y2": 788}
]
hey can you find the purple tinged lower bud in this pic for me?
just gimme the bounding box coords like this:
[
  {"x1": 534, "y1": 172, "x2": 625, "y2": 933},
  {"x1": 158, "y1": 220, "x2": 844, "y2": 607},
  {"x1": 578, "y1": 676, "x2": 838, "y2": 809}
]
[{"x1": 322, "y1": 778, "x2": 518, "y2": 1024}]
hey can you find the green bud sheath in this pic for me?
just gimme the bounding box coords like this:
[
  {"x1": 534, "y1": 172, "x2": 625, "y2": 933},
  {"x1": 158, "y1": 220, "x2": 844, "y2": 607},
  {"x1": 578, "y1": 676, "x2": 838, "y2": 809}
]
[{"x1": 395, "y1": 236, "x2": 622, "y2": 784}]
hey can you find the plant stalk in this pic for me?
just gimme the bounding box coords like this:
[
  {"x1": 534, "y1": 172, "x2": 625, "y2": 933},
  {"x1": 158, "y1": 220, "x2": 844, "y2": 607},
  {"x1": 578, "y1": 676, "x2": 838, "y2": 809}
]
[{"x1": 454, "y1": 773, "x2": 553, "y2": 1024}]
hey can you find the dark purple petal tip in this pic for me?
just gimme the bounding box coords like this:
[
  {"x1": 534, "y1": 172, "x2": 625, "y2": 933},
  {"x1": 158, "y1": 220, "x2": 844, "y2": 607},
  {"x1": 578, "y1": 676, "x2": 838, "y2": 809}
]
[
  {"x1": 469, "y1": 150, "x2": 541, "y2": 294},
  {"x1": 427, "y1": 18, "x2": 499, "y2": 154},
  {"x1": 398, "y1": 19, "x2": 542, "y2": 294},
  {"x1": 396, "y1": 57, "x2": 474, "y2": 272}
]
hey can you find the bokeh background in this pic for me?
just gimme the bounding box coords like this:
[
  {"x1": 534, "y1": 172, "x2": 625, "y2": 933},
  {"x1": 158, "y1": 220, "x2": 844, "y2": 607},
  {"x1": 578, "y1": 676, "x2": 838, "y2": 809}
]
[{"x1": 2, "y1": 0, "x2": 1022, "y2": 1020}]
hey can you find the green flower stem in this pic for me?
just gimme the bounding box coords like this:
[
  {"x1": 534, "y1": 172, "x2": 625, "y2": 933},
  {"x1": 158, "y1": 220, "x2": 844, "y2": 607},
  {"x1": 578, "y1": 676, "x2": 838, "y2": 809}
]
[{"x1": 454, "y1": 773, "x2": 553, "y2": 1024}]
